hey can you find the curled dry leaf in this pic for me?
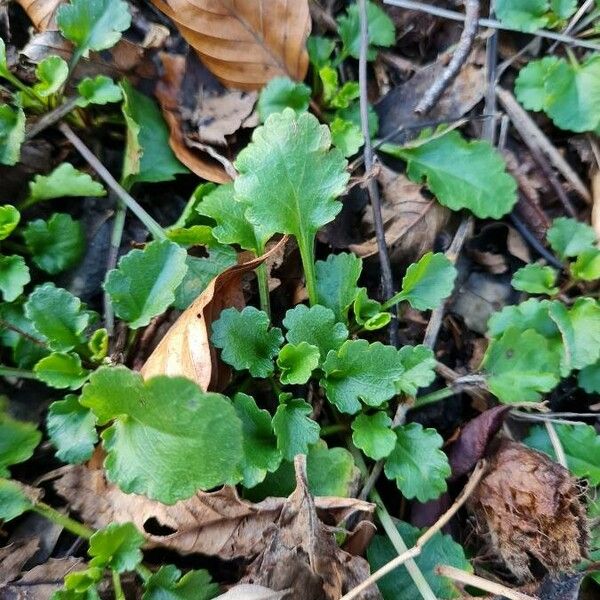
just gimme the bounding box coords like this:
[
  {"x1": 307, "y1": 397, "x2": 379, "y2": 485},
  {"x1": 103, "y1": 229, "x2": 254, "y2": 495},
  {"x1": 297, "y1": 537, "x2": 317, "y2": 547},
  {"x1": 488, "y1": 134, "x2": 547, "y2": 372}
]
[
  {"x1": 155, "y1": 53, "x2": 231, "y2": 183},
  {"x1": 141, "y1": 237, "x2": 288, "y2": 388},
  {"x1": 241, "y1": 456, "x2": 382, "y2": 600},
  {"x1": 151, "y1": 0, "x2": 311, "y2": 90},
  {"x1": 0, "y1": 538, "x2": 40, "y2": 585},
  {"x1": 468, "y1": 439, "x2": 589, "y2": 581},
  {"x1": 53, "y1": 461, "x2": 375, "y2": 561},
  {"x1": 350, "y1": 166, "x2": 450, "y2": 264}
]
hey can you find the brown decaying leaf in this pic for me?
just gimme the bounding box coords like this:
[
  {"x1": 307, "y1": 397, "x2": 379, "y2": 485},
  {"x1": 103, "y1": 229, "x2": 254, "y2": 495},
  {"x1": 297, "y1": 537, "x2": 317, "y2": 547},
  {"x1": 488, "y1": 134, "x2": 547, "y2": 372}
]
[
  {"x1": 0, "y1": 539, "x2": 40, "y2": 585},
  {"x1": 151, "y1": 0, "x2": 310, "y2": 90},
  {"x1": 141, "y1": 237, "x2": 288, "y2": 388},
  {"x1": 53, "y1": 461, "x2": 375, "y2": 561},
  {"x1": 155, "y1": 53, "x2": 231, "y2": 183},
  {"x1": 241, "y1": 456, "x2": 381, "y2": 600},
  {"x1": 16, "y1": 0, "x2": 62, "y2": 31},
  {"x1": 468, "y1": 439, "x2": 589, "y2": 581},
  {"x1": 349, "y1": 166, "x2": 450, "y2": 263}
]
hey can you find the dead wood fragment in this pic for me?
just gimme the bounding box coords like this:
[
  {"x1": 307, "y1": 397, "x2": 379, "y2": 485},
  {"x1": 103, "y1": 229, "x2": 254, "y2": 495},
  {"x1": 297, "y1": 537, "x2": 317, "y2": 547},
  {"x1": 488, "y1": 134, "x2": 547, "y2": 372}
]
[{"x1": 468, "y1": 439, "x2": 589, "y2": 581}]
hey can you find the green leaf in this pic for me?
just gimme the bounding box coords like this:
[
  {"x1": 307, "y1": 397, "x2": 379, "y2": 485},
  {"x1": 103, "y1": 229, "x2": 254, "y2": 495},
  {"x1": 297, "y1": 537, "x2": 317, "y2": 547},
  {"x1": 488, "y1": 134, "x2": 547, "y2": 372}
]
[
  {"x1": 578, "y1": 360, "x2": 600, "y2": 393},
  {"x1": 321, "y1": 340, "x2": 405, "y2": 414},
  {"x1": 0, "y1": 255, "x2": 30, "y2": 302},
  {"x1": 550, "y1": 297, "x2": 600, "y2": 370},
  {"x1": 25, "y1": 283, "x2": 89, "y2": 351},
  {"x1": 551, "y1": 0, "x2": 577, "y2": 19},
  {"x1": 232, "y1": 393, "x2": 280, "y2": 488},
  {"x1": 331, "y1": 82, "x2": 361, "y2": 110},
  {"x1": 382, "y1": 130, "x2": 517, "y2": 218},
  {"x1": 283, "y1": 304, "x2": 348, "y2": 360},
  {"x1": 392, "y1": 252, "x2": 457, "y2": 311},
  {"x1": 367, "y1": 519, "x2": 471, "y2": 600},
  {"x1": 34, "y1": 352, "x2": 90, "y2": 390},
  {"x1": 512, "y1": 263, "x2": 559, "y2": 295},
  {"x1": 277, "y1": 342, "x2": 319, "y2": 385},
  {"x1": 515, "y1": 56, "x2": 600, "y2": 132},
  {"x1": 337, "y1": 102, "x2": 379, "y2": 138},
  {"x1": 57, "y1": 0, "x2": 132, "y2": 61},
  {"x1": 77, "y1": 75, "x2": 122, "y2": 106},
  {"x1": 24, "y1": 213, "x2": 85, "y2": 274},
  {"x1": 173, "y1": 247, "x2": 237, "y2": 310},
  {"x1": 0, "y1": 300, "x2": 48, "y2": 368},
  {"x1": 0, "y1": 409, "x2": 41, "y2": 477},
  {"x1": 330, "y1": 117, "x2": 364, "y2": 157},
  {"x1": 547, "y1": 217, "x2": 597, "y2": 258},
  {"x1": 307, "y1": 36, "x2": 335, "y2": 69},
  {"x1": 396, "y1": 345, "x2": 437, "y2": 396},
  {"x1": 120, "y1": 80, "x2": 187, "y2": 188},
  {"x1": 320, "y1": 65, "x2": 340, "y2": 106},
  {"x1": 27, "y1": 163, "x2": 106, "y2": 204},
  {"x1": 104, "y1": 240, "x2": 188, "y2": 329},
  {"x1": 272, "y1": 397, "x2": 320, "y2": 461},
  {"x1": 211, "y1": 307, "x2": 283, "y2": 378},
  {"x1": 196, "y1": 183, "x2": 269, "y2": 253},
  {"x1": 80, "y1": 366, "x2": 243, "y2": 502},
  {"x1": 33, "y1": 56, "x2": 68, "y2": 97},
  {"x1": 257, "y1": 76, "x2": 311, "y2": 123},
  {"x1": 571, "y1": 248, "x2": 600, "y2": 281},
  {"x1": 0, "y1": 38, "x2": 9, "y2": 78},
  {"x1": 0, "y1": 104, "x2": 25, "y2": 166},
  {"x1": 89, "y1": 522, "x2": 144, "y2": 572},
  {"x1": 315, "y1": 252, "x2": 362, "y2": 323},
  {"x1": 495, "y1": 0, "x2": 550, "y2": 32},
  {"x1": 142, "y1": 565, "x2": 218, "y2": 600},
  {"x1": 0, "y1": 204, "x2": 19, "y2": 240},
  {"x1": 384, "y1": 423, "x2": 450, "y2": 502},
  {"x1": 524, "y1": 423, "x2": 600, "y2": 484},
  {"x1": 487, "y1": 298, "x2": 559, "y2": 339},
  {"x1": 338, "y1": 1, "x2": 396, "y2": 60},
  {"x1": 482, "y1": 326, "x2": 561, "y2": 403},
  {"x1": 234, "y1": 109, "x2": 348, "y2": 300},
  {"x1": 47, "y1": 394, "x2": 97, "y2": 464},
  {"x1": 62, "y1": 567, "x2": 102, "y2": 595},
  {"x1": 352, "y1": 412, "x2": 396, "y2": 460},
  {"x1": 303, "y1": 441, "x2": 358, "y2": 497},
  {"x1": 0, "y1": 478, "x2": 34, "y2": 521},
  {"x1": 353, "y1": 288, "x2": 391, "y2": 331}
]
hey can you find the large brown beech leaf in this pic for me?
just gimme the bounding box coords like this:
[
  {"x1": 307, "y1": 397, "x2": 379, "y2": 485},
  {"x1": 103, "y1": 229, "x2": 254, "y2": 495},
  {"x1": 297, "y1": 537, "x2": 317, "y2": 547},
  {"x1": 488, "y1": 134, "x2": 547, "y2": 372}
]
[
  {"x1": 141, "y1": 238, "x2": 288, "y2": 389},
  {"x1": 151, "y1": 0, "x2": 311, "y2": 90},
  {"x1": 53, "y1": 460, "x2": 375, "y2": 561}
]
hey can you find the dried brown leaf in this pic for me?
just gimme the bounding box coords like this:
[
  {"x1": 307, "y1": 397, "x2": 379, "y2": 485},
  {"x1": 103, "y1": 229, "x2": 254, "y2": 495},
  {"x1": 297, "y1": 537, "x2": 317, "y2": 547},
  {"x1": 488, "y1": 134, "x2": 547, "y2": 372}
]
[
  {"x1": 141, "y1": 237, "x2": 287, "y2": 388},
  {"x1": 241, "y1": 456, "x2": 381, "y2": 600},
  {"x1": 155, "y1": 53, "x2": 231, "y2": 183},
  {"x1": 16, "y1": 0, "x2": 62, "y2": 31},
  {"x1": 0, "y1": 539, "x2": 40, "y2": 585},
  {"x1": 349, "y1": 166, "x2": 450, "y2": 263},
  {"x1": 469, "y1": 439, "x2": 589, "y2": 581},
  {"x1": 151, "y1": 0, "x2": 311, "y2": 90},
  {"x1": 53, "y1": 462, "x2": 375, "y2": 561}
]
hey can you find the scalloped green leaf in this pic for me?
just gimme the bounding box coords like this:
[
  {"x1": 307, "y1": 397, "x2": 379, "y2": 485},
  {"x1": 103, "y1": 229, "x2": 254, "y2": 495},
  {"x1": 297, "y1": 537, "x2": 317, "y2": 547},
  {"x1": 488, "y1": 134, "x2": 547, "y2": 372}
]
[
  {"x1": 80, "y1": 366, "x2": 243, "y2": 503},
  {"x1": 0, "y1": 255, "x2": 30, "y2": 302},
  {"x1": 272, "y1": 397, "x2": 320, "y2": 461},
  {"x1": 384, "y1": 423, "x2": 450, "y2": 502},
  {"x1": 352, "y1": 412, "x2": 396, "y2": 460},
  {"x1": 0, "y1": 204, "x2": 19, "y2": 240},
  {"x1": 25, "y1": 283, "x2": 89, "y2": 351},
  {"x1": 330, "y1": 117, "x2": 364, "y2": 157},
  {"x1": 381, "y1": 130, "x2": 517, "y2": 218},
  {"x1": 396, "y1": 345, "x2": 437, "y2": 396},
  {"x1": 77, "y1": 75, "x2": 122, "y2": 106},
  {"x1": 47, "y1": 395, "x2": 97, "y2": 464},
  {"x1": 34, "y1": 352, "x2": 90, "y2": 390},
  {"x1": 547, "y1": 217, "x2": 597, "y2": 259},
  {"x1": 258, "y1": 76, "x2": 311, "y2": 122},
  {"x1": 571, "y1": 248, "x2": 600, "y2": 281},
  {"x1": 104, "y1": 240, "x2": 188, "y2": 329},
  {"x1": 89, "y1": 522, "x2": 144, "y2": 572},
  {"x1": 33, "y1": 56, "x2": 68, "y2": 97},
  {"x1": 512, "y1": 264, "x2": 559, "y2": 295},
  {"x1": 277, "y1": 342, "x2": 320, "y2": 385},
  {"x1": 24, "y1": 213, "x2": 85, "y2": 275},
  {"x1": 142, "y1": 565, "x2": 218, "y2": 600},
  {"x1": 211, "y1": 307, "x2": 283, "y2": 378},
  {"x1": 578, "y1": 360, "x2": 600, "y2": 393},
  {"x1": 321, "y1": 340, "x2": 405, "y2": 414},
  {"x1": 496, "y1": 0, "x2": 550, "y2": 32},
  {"x1": 0, "y1": 410, "x2": 41, "y2": 477}
]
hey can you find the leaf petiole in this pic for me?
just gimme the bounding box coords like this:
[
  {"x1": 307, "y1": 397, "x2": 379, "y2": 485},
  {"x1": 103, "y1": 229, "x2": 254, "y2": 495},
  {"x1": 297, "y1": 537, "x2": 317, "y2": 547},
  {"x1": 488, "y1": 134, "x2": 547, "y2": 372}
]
[
  {"x1": 32, "y1": 501, "x2": 94, "y2": 539},
  {"x1": 112, "y1": 570, "x2": 125, "y2": 600},
  {"x1": 0, "y1": 365, "x2": 37, "y2": 379},
  {"x1": 297, "y1": 235, "x2": 319, "y2": 306}
]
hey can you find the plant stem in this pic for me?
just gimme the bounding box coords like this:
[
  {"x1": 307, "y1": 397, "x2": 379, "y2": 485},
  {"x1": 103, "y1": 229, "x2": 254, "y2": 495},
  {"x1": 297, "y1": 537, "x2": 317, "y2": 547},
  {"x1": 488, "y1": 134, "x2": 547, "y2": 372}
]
[
  {"x1": 381, "y1": 291, "x2": 406, "y2": 311},
  {"x1": 347, "y1": 441, "x2": 437, "y2": 600},
  {"x1": 136, "y1": 564, "x2": 152, "y2": 583},
  {"x1": 32, "y1": 502, "x2": 94, "y2": 539},
  {"x1": 58, "y1": 123, "x2": 166, "y2": 241},
  {"x1": 255, "y1": 240, "x2": 271, "y2": 317},
  {"x1": 0, "y1": 365, "x2": 37, "y2": 379},
  {"x1": 297, "y1": 236, "x2": 318, "y2": 306},
  {"x1": 320, "y1": 423, "x2": 349, "y2": 436},
  {"x1": 414, "y1": 386, "x2": 457, "y2": 407},
  {"x1": 112, "y1": 571, "x2": 125, "y2": 600},
  {"x1": 104, "y1": 201, "x2": 127, "y2": 335}
]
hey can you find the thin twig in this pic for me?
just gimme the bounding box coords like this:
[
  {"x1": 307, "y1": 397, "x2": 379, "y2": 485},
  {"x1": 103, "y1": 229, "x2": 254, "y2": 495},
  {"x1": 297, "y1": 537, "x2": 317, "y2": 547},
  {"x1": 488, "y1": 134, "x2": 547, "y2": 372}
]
[
  {"x1": 545, "y1": 421, "x2": 568, "y2": 469},
  {"x1": 481, "y1": 0, "x2": 498, "y2": 144},
  {"x1": 383, "y1": 0, "x2": 600, "y2": 51},
  {"x1": 25, "y1": 96, "x2": 80, "y2": 141},
  {"x1": 341, "y1": 461, "x2": 486, "y2": 600},
  {"x1": 59, "y1": 123, "x2": 166, "y2": 240},
  {"x1": 496, "y1": 87, "x2": 591, "y2": 203},
  {"x1": 104, "y1": 201, "x2": 126, "y2": 335},
  {"x1": 358, "y1": 0, "x2": 398, "y2": 346},
  {"x1": 435, "y1": 565, "x2": 537, "y2": 600},
  {"x1": 416, "y1": 0, "x2": 480, "y2": 114},
  {"x1": 509, "y1": 213, "x2": 564, "y2": 270},
  {"x1": 548, "y1": 0, "x2": 595, "y2": 52}
]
